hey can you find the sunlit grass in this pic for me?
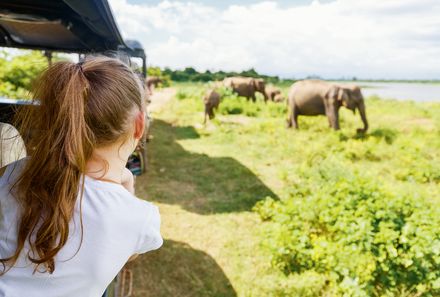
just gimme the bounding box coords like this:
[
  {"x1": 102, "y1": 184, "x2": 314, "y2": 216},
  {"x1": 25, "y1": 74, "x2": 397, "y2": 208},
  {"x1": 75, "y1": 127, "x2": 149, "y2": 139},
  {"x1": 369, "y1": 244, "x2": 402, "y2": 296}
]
[{"x1": 132, "y1": 83, "x2": 440, "y2": 296}]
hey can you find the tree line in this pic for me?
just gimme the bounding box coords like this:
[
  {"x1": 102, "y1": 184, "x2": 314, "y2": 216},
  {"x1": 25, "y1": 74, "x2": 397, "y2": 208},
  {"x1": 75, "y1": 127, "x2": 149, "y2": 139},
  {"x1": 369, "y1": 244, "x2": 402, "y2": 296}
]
[{"x1": 147, "y1": 66, "x2": 294, "y2": 86}]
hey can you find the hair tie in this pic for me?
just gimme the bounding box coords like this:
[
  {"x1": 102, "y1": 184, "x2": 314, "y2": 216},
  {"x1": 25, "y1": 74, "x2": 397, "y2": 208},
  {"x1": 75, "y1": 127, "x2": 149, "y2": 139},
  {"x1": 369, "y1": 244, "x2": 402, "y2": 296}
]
[
  {"x1": 77, "y1": 61, "x2": 88, "y2": 101},
  {"x1": 77, "y1": 61, "x2": 84, "y2": 73}
]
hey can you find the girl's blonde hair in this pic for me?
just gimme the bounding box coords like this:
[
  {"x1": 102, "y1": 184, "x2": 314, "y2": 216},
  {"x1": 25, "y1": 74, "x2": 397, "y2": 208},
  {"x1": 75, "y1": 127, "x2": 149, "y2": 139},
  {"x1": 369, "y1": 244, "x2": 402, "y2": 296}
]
[{"x1": 1, "y1": 57, "x2": 146, "y2": 274}]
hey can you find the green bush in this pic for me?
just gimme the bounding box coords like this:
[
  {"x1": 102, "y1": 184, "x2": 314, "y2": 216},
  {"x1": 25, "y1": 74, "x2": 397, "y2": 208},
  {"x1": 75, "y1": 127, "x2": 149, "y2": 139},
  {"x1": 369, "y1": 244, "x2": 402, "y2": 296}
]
[
  {"x1": 174, "y1": 85, "x2": 206, "y2": 101},
  {"x1": 218, "y1": 88, "x2": 286, "y2": 118},
  {"x1": 254, "y1": 162, "x2": 440, "y2": 296},
  {"x1": 0, "y1": 51, "x2": 47, "y2": 89},
  {"x1": 0, "y1": 50, "x2": 49, "y2": 99},
  {"x1": 176, "y1": 90, "x2": 188, "y2": 100},
  {"x1": 219, "y1": 95, "x2": 259, "y2": 117},
  {"x1": 0, "y1": 81, "x2": 29, "y2": 99}
]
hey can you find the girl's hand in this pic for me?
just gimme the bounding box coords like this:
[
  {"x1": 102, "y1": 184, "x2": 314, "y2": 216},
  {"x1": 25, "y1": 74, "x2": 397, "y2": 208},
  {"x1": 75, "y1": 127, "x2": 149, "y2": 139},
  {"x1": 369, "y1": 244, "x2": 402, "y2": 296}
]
[{"x1": 121, "y1": 167, "x2": 135, "y2": 194}]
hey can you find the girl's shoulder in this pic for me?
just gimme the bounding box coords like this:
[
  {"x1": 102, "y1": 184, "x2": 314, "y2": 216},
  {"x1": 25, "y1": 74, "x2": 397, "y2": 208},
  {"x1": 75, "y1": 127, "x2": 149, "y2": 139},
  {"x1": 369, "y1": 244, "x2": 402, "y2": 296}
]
[
  {"x1": 82, "y1": 175, "x2": 158, "y2": 219},
  {"x1": 81, "y1": 177, "x2": 163, "y2": 254}
]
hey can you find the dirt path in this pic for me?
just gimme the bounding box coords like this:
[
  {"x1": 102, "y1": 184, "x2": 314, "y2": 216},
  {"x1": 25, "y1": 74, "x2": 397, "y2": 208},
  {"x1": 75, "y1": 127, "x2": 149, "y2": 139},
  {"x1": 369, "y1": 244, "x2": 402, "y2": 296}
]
[{"x1": 147, "y1": 88, "x2": 176, "y2": 113}]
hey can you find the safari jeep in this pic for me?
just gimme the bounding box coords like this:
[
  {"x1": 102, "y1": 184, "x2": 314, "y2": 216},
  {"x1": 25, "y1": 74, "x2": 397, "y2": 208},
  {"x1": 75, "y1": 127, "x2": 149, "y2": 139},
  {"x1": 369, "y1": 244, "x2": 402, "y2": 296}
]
[{"x1": 0, "y1": 1, "x2": 149, "y2": 296}]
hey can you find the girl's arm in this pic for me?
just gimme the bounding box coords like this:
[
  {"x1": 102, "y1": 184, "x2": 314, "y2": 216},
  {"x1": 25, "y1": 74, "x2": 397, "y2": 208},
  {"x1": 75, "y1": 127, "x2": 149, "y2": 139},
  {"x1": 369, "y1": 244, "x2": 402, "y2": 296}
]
[{"x1": 122, "y1": 167, "x2": 140, "y2": 261}]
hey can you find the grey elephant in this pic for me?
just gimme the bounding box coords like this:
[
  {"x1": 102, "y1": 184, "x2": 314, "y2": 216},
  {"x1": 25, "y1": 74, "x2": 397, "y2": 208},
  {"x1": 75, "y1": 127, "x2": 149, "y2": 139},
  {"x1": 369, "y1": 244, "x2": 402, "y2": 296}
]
[
  {"x1": 223, "y1": 77, "x2": 268, "y2": 102},
  {"x1": 265, "y1": 86, "x2": 284, "y2": 102},
  {"x1": 146, "y1": 76, "x2": 163, "y2": 95},
  {"x1": 203, "y1": 89, "x2": 221, "y2": 123},
  {"x1": 287, "y1": 80, "x2": 368, "y2": 132}
]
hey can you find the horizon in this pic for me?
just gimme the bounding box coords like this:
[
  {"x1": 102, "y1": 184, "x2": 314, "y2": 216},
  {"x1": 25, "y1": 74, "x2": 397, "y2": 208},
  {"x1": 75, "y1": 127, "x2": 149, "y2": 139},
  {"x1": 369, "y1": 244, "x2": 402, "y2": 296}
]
[
  {"x1": 109, "y1": 0, "x2": 440, "y2": 80},
  {"x1": 147, "y1": 65, "x2": 440, "y2": 81}
]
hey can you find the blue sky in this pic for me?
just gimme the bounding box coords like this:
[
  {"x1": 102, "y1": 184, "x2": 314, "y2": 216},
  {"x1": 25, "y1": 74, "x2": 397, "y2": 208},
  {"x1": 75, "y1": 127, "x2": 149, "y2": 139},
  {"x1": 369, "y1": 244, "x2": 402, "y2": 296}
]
[{"x1": 109, "y1": 0, "x2": 440, "y2": 79}]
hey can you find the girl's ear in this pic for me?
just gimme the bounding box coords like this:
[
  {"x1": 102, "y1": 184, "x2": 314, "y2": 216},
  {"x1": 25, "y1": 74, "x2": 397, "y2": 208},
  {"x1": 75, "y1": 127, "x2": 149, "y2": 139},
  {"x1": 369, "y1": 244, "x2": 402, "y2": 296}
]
[{"x1": 134, "y1": 111, "x2": 145, "y2": 140}]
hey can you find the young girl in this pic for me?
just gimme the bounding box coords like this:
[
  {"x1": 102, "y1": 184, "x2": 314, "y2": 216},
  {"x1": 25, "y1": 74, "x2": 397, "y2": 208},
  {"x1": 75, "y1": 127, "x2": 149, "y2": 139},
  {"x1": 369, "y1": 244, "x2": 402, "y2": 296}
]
[{"x1": 0, "y1": 57, "x2": 162, "y2": 296}]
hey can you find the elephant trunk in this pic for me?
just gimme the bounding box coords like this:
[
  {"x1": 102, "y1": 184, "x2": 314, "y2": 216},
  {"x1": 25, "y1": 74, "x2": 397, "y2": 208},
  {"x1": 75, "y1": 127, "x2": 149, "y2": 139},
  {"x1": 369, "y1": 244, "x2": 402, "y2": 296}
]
[
  {"x1": 357, "y1": 99, "x2": 368, "y2": 132},
  {"x1": 259, "y1": 84, "x2": 268, "y2": 101}
]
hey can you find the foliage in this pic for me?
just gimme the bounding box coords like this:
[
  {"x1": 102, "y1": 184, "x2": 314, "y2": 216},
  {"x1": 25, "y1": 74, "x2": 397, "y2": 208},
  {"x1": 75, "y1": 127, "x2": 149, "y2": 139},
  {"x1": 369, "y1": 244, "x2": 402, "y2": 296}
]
[
  {"x1": 0, "y1": 81, "x2": 29, "y2": 99},
  {"x1": 161, "y1": 66, "x2": 288, "y2": 84},
  {"x1": 217, "y1": 88, "x2": 287, "y2": 118},
  {"x1": 254, "y1": 160, "x2": 440, "y2": 296},
  {"x1": 0, "y1": 50, "x2": 51, "y2": 99}
]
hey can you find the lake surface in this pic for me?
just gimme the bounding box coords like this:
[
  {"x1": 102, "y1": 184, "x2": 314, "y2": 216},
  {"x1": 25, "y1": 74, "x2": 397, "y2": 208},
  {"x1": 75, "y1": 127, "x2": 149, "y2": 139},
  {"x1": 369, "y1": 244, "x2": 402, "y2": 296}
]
[{"x1": 352, "y1": 82, "x2": 440, "y2": 102}]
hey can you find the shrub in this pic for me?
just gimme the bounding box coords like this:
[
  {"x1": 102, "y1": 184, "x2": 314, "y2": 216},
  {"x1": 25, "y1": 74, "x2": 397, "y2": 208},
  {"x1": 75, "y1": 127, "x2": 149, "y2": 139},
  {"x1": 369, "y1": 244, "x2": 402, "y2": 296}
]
[
  {"x1": 0, "y1": 50, "x2": 53, "y2": 99},
  {"x1": 0, "y1": 81, "x2": 29, "y2": 99},
  {"x1": 175, "y1": 85, "x2": 206, "y2": 101},
  {"x1": 0, "y1": 51, "x2": 47, "y2": 91},
  {"x1": 254, "y1": 162, "x2": 440, "y2": 296},
  {"x1": 219, "y1": 96, "x2": 260, "y2": 116},
  {"x1": 176, "y1": 90, "x2": 188, "y2": 100},
  {"x1": 218, "y1": 92, "x2": 286, "y2": 118}
]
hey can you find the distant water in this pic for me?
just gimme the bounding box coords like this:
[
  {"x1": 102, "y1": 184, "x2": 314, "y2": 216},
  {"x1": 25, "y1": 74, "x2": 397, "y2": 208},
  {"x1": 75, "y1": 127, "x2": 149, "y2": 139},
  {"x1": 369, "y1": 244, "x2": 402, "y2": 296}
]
[{"x1": 353, "y1": 82, "x2": 440, "y2": 102}]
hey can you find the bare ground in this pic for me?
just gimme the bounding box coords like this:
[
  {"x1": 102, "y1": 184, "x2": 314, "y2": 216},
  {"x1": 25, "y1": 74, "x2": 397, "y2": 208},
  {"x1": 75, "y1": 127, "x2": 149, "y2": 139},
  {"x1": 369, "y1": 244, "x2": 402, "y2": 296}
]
[{"x1": 148, "y1": 88, "x2": 176, "y2": 113}]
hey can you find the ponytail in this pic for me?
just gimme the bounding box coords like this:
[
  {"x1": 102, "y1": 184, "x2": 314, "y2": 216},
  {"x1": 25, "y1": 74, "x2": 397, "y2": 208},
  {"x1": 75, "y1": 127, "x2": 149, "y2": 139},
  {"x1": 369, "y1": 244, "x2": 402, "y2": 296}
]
[
  {"x1": 0, "y1": 62, "x2": 92, "y2": 274},
  {"x1": 1, "y1": 57, "x2": 144, "y2": 274}
]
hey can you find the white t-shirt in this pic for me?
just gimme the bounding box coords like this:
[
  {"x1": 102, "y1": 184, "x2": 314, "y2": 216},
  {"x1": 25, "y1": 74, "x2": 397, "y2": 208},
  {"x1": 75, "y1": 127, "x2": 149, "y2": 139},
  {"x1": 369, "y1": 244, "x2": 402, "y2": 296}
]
[{"x1": 0, "y1": 159, "x2": 163, "y2": 297}]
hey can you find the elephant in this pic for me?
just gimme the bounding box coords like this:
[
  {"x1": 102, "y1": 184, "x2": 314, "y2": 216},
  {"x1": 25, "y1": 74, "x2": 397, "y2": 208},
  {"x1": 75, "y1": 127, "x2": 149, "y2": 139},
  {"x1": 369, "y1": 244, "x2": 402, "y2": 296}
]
[
  {"x1": 273, "y1": 93, "x2": 284, "y2": 102},
  {"x1": 265, "y1": 86, "x2": 284, "y2": 102},
  {"x1": 287, "y1": 80, "x2": 368, "y2": 132},
  {"x1": 223, "y1": 77, "x2": 268, "y2": 102},
  {"x1": 203, "y1": 89, "x2": 221, "y2": 123},
  {"x1": 146, "y1": 76, "x2": 163, "y2": 95}
]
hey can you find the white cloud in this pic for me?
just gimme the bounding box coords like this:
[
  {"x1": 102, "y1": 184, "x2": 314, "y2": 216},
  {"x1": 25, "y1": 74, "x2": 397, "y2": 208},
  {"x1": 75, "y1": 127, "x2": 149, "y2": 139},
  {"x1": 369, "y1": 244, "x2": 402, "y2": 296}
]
[{"x1": 109, "y1": 0, "x2": 440, "y2": 79}]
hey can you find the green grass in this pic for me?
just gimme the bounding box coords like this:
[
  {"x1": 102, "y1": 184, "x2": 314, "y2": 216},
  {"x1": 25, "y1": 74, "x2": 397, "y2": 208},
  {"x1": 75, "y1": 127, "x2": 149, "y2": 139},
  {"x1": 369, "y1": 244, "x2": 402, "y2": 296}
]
[{"x1": 132, "y1": 83, "x2": 440, "y2": 296}]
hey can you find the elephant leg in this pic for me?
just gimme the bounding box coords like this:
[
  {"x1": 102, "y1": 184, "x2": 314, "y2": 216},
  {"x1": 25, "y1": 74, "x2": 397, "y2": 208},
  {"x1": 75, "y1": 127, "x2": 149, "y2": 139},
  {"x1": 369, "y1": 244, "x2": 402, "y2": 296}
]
[
  {"x1": 287, "y1": 105, "x2": 299, "y2": 129},
  {"x1": 333, "y1": 111, "x2": 340, "y2": 130},
  {"x1": 204, "y1": 106, "x2": 208, "y2": 124},
  {"x1": 286, "y1": 112, "x2": 293, "y2": 128},
  {"x1": 251, "y1": 93, "x2": 256, "y2": 102},
  {"x1": 293, "y1": 108, "x2": 299, "y2": 129},
  {"x1": 325, "y1": 104, "x2": 340, "y2": 130}
]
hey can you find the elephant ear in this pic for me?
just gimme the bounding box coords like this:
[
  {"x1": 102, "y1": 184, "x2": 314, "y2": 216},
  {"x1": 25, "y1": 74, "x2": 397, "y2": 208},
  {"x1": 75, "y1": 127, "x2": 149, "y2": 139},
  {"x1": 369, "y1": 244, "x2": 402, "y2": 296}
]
[
  {"x1": 257, "y1": 79, "x2": 265, "y2": 91},
  {"x1": 337, "y1": 88, "x2": 347, "y2": 102},
  {"x1": 251, "y1": 79, "x2": 258, "y2": 88},
  {"x1": 326, "y1": 85, "x2": 349, "y2": 107},
  {"x1": 325, "y1": 85, "x2": 339, "y2": 101},
  {"x1": 339, "y1": 88, "x2": 357, "y2": 110}
]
